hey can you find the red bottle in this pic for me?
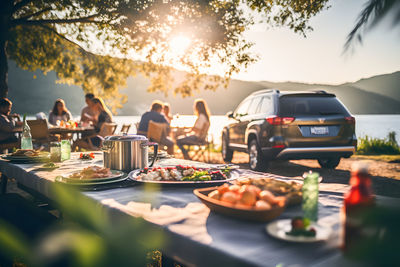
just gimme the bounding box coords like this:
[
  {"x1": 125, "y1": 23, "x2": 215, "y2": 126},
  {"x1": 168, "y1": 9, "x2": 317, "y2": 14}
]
[{"x1": 341, "y1": 163, "x2": 375, "y2": 254}]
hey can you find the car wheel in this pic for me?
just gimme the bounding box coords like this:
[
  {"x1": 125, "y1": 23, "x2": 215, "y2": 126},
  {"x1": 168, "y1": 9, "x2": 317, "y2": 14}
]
[
  {"x1": 221, "y1": 133, "x2": 233, "y2": 162},
  {"x1": 248, "y1": 139, "x2": 268, "y2": 171},
  {"x1": 318, "y1": 158, "x2": 341, "y2": 169}
]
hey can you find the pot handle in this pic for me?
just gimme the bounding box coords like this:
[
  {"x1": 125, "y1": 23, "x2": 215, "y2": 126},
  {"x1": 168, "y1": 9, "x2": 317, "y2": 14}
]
[
  {"x1": 141, "y1": 141, "x2": 158, "y2": 167},
  {"x1": 101, "y1": 140, "x2": 114, "y2": 152}
]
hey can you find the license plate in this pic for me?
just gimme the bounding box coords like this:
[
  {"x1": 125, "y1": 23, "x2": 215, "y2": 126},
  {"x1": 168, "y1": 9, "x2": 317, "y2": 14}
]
[{"x1": 311, "y1": 126, "x2": 329, "y2": 135}]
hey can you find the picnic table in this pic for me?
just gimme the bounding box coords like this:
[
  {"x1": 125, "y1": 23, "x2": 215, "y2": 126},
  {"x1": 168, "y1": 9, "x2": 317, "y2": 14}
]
[
  {"x1": 48, "y1": 126, "x2": 95, "y2": 139},
  {"x1": 0, "y1": 152, "x2": 395, "y2": 266}
]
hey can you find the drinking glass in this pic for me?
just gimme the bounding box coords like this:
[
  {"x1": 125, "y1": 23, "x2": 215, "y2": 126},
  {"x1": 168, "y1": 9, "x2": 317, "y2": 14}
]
[{"x1": 302, "y1": 171, "x2": 319, "y2": 221}]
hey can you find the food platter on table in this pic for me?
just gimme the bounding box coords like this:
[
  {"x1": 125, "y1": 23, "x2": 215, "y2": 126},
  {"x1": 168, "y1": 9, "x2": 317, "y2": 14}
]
[
  {"x1": 1, "y1": 149, "x2": 50, "y2": 163},
  {"x1": 235, "y1": 177, "x2": 303, "y2": 206},
  {"x1": 266, "y1": 219, "x2": 332, "y2": 243},
  {"x1": 56, "y1": 165, "x2": 126, "y2": 185},
  {"x1": 194, "y1": 185, "x2": 285, "y2": 222},
  {"x1": 128, "y1": 165, "x2": 239, "y2": 185},
  {"x1": 192, "y1": 176, "x2": 304, "y2": 221}
]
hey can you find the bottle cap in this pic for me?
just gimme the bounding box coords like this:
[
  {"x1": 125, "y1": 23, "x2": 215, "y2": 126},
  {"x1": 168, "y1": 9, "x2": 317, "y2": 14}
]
[{"x1": 351, "y1": 161, "x2": 369, "y2": 175}]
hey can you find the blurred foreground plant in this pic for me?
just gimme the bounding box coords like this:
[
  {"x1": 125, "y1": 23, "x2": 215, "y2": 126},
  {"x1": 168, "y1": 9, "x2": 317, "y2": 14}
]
[{"x1": 0, "y1": 183, "x2": 164, "y2": 266}]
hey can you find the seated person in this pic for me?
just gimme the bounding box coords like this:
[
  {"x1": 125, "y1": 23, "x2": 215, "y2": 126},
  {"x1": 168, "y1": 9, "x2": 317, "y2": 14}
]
[
  {"x1": 80, "y1": 93, "x2": 98, "y2": 125},
  {"x1": 162, "y1": 102, "x2": 173, "y2": 123},
  {"x1": 0, "y1": 98, "x2": 22, "y2": 146},
  {"x1": 176, "y1": 99, "x2": 210, "y2": 159},
  {"x1": 138, "y1": 100, "x2": 174, "y2": 155},
  {"x1": 73, "y1": 97, "x2": 112, "y2": 150},
  {"x1": 49, "y1": 99, "x2": 72, "y2": 126}
]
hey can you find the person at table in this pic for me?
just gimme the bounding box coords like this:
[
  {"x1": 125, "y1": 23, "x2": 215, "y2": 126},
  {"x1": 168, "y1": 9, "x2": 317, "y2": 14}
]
[
  {"x1": 48, "y1": 99, "x2": 72, "y2": 126},
  {"x1": 162, "y1": 102, "x2": 173, "y2": 123},
  {"x1": 80, "y1": 93, "x2": 98, "y2": 125},
  {"x1": 0, "y1": 98, "x2": 22, "y2": 145},
  {"x1": 91, "y1": 97, "x2": 113, "y2": 134},
  {"x1": 137, "y1": 100, "x2": 174, "y2": 155},
  {"x1": 73, "y1": 97, "x2": 113, "y2": 150},
  {"x1": 176, "y1": 99, "x2": 210, "y2": 159}
]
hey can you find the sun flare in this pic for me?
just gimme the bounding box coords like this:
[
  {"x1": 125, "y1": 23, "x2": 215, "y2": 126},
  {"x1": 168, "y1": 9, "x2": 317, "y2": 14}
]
[{"x1": 169, "y1": 35, "x2": 191, "y2": 54}]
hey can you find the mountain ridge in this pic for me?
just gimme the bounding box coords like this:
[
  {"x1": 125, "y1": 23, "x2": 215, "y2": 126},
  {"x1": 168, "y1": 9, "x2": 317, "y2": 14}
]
[{"x1": 7, "y1": 60, "x2": 400, "y2": 116}]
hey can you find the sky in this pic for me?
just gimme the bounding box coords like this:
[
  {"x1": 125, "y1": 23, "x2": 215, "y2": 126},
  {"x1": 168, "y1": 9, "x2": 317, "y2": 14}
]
[{"x1": 233, "y1": 0, "x2": 400, "y2": 85}]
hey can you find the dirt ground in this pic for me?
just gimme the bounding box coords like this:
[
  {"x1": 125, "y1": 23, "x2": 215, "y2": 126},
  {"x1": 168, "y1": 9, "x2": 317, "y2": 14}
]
[{"x1": 177, "y1": 150, "x2": 400, "y2": 198}]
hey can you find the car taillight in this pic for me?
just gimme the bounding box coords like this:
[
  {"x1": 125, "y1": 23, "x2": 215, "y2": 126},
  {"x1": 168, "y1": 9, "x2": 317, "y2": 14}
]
[
  {"x1": 272, "y1": 145, "x2": 285, "y2": 148},
  {"x1": 266, "y1": 116, "x2": 295, "y2": 125},
  {"x1": 345, "y1": 116, "x2": 355, "y2": 124}
]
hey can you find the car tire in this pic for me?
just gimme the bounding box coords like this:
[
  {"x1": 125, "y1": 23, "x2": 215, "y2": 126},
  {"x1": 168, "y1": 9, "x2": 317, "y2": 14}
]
[
  {"x1": 248, "y1": 139, "x2": 268, "y2": 171},
  {"x1": 221, "y1": 133, "x2": 233, "y2": 162},
  {"x1": 318, "y1": 158, "x2": 341, "y2": 169}
]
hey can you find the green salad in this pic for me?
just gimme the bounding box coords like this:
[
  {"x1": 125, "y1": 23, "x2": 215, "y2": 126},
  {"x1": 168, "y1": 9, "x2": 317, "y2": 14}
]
[{"x1": 182, "y1": 170, "x2": 211, "y2": 181}]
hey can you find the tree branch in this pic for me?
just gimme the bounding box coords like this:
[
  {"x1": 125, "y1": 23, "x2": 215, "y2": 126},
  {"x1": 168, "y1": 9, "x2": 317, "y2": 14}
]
[
  {"x1": 12, "y1": 14, "x2": 106, "y2": 26},
  {"x1": 15, "y1": 6, "x2": 52, "y2": 21},
  {"x1": 38, "y1": 24, "x2": 97, "y2": 57}
]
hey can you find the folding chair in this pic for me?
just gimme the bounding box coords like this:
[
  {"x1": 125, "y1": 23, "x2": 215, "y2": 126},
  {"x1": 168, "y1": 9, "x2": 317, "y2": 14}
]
[
  {"x1": 119, "y1": 123, "x2": 132, "y2": 134},
  {"x1": 180, "y1": 124, "x2": 212, "y2": 162},
  {"x1": 99, "y1": 122, "x2": 118, "y2": 137},
  {"x1": 27, "y1": 119, "x2": 59, "y2": 147},
  {"x1": 188, "y1": 134, "x2": 214, "y2": 163},
  {"x1": 147, "y1": 120, "x2": 167, "y2": 144}
]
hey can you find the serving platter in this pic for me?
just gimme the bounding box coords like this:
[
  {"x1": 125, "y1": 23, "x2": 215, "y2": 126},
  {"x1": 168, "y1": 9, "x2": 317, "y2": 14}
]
[
  {"x1": 128, "y1": 168, "x2": 239, "y2": 185},
  {"x1": 266, "y1": 219, "x2": 332, "y2": 242},
  {"x1": 194, "y1": 187, "x2": 285, "y2": 222},
  {"x1": 58, "y1": 169, "x2": 125, "y2": 184}
]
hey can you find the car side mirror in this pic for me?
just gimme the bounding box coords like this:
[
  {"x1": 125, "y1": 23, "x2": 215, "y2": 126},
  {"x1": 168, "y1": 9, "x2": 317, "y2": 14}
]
[{"x1": 226, "y1": 111, "x2": 234, "y2": 118}]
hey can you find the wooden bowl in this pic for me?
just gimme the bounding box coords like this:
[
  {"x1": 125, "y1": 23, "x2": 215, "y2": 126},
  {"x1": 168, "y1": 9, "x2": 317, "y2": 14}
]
[{"x1": 194, "y1": 187, "x2": 285, "y2": 222}]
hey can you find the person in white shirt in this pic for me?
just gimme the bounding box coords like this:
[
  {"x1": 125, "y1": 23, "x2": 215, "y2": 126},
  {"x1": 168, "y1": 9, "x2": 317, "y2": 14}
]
[
  {"x1": 176, "y1": 99, "x2": 211, "y2": 159},
  {"x1": 48, "y1": 99, "x2": 72, "y2": 126}
]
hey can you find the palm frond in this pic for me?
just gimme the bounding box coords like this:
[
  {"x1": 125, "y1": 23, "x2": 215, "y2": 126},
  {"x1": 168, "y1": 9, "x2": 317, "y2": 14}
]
[{"x1": 344, "y1": 0, "x2": 400, "y2": 53}]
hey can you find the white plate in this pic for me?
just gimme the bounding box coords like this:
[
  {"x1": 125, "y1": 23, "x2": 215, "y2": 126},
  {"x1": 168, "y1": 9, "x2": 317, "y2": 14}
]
[
  {"x1": 129, "y1": 169, "x2": 239, "y2": 185},
  {"x1": 266, "y1": 219, "x2": 332, "y2": 242},
  {"x1": 61, "y1": 169, "x2": 125, "y2": 183}
]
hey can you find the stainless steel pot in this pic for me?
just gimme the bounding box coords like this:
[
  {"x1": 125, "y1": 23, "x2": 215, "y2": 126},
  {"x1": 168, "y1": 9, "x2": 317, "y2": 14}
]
[{"x1": 102, "y1": 134, "x2": 158, "y2": 172}]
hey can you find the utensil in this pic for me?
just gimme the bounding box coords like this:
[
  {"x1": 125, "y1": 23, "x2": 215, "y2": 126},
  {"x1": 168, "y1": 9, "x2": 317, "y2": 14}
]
[
  {"x1": 266, "y1": 219, "x2": 332, "y2": 242},
  {"x1": 102, "y1": 134, "x2": 158, "y2": 172},
  {"x1": 194, "y1": 187, "x2": 285, "y2": 222}
]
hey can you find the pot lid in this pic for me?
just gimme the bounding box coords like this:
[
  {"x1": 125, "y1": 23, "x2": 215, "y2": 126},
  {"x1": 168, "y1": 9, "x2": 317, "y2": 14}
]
[{"x1": 104, "y1": 134, "x2": 148, "y2": 141}]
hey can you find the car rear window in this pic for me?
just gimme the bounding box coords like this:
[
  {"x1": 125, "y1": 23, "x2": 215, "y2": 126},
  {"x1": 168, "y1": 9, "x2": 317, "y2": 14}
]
[{"x1": 278, "y1": 96, "x2": 349, "y2": 116}]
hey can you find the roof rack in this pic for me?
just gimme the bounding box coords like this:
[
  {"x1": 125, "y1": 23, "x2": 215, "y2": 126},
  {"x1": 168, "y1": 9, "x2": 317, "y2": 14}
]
[
  {"x1": 312, "y1": 90, "x2": 327, "y2": 94},
  {"x1": 252, "y1": 89, "x2": 280, "y2": 95}
]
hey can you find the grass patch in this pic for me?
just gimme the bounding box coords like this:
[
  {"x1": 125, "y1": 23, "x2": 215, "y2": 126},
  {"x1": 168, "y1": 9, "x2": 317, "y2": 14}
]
[{"x1": 357, "y1": 132, "x2": 400, "y2": 155}]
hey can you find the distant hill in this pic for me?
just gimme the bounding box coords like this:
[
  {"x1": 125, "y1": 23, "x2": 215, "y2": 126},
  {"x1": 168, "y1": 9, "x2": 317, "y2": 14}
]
[
  {"x1": 7, "y1": 60, "x2": 400, "y2": 116},
  {"x1": 343, "y1": 71, "x2": 400, "y2": 102}
]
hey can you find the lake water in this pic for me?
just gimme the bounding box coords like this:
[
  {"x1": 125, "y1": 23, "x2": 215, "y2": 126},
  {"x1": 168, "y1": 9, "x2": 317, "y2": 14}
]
[{"x1": 113, "y1": 114, "x2": 400, "y2": 145}]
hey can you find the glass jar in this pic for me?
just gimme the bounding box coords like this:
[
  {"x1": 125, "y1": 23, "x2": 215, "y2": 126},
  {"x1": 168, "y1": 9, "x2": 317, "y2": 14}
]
[
  {"x1": 50, "y1": 142, "x2": 61, "y2": 162},
  {"x1": 61, "y1": 140, "x2": 71, "y2": 161}
]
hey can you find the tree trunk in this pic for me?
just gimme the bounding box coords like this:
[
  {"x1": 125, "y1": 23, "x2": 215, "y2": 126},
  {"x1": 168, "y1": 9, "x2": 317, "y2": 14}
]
[
  {"x1": 0, "y1": 1, "x2": 11, "y2": 98},
  {"x1": 0, "y1": 36, "x2": 8, "y2": 98}
]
